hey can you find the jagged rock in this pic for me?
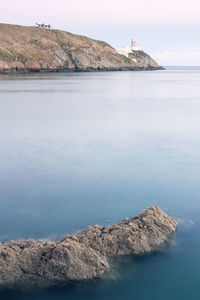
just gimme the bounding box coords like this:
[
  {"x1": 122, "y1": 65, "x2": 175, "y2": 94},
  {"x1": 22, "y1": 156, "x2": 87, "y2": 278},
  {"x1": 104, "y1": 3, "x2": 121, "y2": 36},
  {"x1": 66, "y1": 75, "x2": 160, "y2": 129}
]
[
  {"x1": 0, "y1": 206, "x2": 177, "y2": 287},
  {"x1": 0, "y1": 24, "x2": 163, "y2": 73}
]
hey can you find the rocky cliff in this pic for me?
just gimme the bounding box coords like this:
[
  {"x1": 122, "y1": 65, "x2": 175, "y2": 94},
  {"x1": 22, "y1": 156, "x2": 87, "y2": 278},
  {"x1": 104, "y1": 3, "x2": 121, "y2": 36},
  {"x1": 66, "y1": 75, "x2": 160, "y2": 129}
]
[
  {"x1": 0, "y1": 24, "x2": 163, "y2": 73},
  {"x1": 129, "y1": 50, "x2": 161, "y2": 69},
  {"x1": 0, "y1": 206, "x2": 177, "y2": 288}
]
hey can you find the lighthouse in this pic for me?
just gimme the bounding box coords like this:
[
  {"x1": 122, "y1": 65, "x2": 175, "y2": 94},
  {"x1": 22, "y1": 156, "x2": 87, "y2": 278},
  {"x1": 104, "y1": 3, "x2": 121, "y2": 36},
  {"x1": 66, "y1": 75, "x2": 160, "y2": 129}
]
[
  {"x1": 131, "y1": 38, "x2": 136, "y2": 49},
  {"x1": 118, "y1": 38, "x2": 143, "y2": 57}
]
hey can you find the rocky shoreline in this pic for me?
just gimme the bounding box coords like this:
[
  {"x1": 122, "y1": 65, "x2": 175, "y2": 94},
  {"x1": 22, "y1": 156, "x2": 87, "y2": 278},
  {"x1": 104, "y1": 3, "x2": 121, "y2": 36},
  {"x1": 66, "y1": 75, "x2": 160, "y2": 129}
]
[
  {"x1": 0, "y1": 206, "x2": 177, "y2": 288},
  {"x1": 0, "y1": 65, "x2": 164, "y2": 74},
  {"x1": 0, "y1": 66, "x2": 164, "y2": 75}
]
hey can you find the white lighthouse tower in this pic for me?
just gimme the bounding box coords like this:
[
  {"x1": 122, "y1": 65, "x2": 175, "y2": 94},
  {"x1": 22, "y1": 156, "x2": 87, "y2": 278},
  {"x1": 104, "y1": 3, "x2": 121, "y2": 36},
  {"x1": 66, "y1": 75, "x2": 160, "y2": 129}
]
[
  {"x1": 131, "y1": 38, "x2": 142, "y2": 51},
  {"x1": 131, "y1": 37, "x2": 136, "y2": 49}
]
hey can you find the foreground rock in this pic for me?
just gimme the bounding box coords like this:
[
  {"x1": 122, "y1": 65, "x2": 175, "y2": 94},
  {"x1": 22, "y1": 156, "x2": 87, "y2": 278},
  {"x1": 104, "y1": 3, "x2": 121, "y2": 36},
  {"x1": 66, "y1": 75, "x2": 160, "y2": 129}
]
[
  {"x1": 0, "y1": 23, "x2": 163, "y2": 73},
  {"x1": 0, "y1": 206, "x2": 177, "y2": 287}
]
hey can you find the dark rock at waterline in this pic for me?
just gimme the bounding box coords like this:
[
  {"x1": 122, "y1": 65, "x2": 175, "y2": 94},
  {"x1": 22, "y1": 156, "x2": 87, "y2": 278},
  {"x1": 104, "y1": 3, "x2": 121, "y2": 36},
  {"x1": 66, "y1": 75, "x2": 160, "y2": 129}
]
[{"x1": 0, "y1": 206, "x2": 177, "y2": 288}]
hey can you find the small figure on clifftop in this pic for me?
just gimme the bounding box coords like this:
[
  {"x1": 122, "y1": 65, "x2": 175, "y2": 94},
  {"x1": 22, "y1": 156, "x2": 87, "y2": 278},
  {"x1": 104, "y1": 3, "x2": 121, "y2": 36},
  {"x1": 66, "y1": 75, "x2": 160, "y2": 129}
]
[{"x1": 36, "y1": 23, "x2": 52, "y2": 29}]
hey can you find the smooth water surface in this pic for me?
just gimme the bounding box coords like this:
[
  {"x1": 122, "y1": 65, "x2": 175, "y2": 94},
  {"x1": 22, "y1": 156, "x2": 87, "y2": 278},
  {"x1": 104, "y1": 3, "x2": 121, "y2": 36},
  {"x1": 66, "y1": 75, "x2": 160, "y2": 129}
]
[{"x1": 0, "y1": 69, "x2": 200, "y2": 299}]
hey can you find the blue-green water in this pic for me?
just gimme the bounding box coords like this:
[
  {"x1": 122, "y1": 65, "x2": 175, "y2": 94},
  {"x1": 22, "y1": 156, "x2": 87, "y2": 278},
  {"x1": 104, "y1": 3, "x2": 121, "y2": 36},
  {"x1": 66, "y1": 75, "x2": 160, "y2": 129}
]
[{"x1": 0, "y1": 69, "x2": 200, "y2": 299}]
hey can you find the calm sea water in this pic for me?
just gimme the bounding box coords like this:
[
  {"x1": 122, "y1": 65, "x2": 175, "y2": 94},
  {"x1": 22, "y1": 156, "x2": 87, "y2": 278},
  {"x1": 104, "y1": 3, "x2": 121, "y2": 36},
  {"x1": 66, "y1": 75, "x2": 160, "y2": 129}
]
[{"x1": 0, "y1": 69, "x2": 200, "y2": 299}]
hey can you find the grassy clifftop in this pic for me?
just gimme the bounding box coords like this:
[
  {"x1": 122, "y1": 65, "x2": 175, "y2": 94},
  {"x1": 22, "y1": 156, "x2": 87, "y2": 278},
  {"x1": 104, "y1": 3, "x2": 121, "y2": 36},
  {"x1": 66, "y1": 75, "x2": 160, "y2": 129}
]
[{"x1": 0, "y1": 24, "x2": 162, "y2": 73}]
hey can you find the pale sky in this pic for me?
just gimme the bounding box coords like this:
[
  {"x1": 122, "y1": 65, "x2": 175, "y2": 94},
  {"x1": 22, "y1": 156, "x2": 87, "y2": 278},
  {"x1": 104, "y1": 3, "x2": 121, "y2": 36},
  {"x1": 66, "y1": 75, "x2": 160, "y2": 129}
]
[{"x1": 1, "y1": 0, "x2": 200, "y2": 65}]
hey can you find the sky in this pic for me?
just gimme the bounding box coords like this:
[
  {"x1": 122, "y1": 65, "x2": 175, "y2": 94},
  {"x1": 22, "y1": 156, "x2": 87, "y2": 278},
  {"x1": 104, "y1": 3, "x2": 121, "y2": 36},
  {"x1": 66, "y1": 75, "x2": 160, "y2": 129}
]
[{"x1": 1, "y1": 0, "x2": 200, "y2": 65}]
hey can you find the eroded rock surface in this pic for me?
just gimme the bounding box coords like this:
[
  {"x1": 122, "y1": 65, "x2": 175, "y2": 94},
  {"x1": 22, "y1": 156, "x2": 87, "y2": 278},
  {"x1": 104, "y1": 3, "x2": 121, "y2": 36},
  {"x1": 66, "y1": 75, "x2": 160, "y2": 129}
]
[{"x1": 0, "y1": 206, "x2": 177, "y2": 287}]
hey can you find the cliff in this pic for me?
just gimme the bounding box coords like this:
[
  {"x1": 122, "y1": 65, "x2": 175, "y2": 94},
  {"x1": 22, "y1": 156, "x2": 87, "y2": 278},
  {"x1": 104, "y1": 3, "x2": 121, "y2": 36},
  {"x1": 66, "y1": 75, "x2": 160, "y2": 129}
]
[
  {"x1": 0, "y1": 24, "x2": 163, "y2": 73},
  {"x1": 0, "y1": 206, "x2": 177, "y2": 288},
  {"x1": 129, "y1": 50, "x2": 161, "y2": 69}
]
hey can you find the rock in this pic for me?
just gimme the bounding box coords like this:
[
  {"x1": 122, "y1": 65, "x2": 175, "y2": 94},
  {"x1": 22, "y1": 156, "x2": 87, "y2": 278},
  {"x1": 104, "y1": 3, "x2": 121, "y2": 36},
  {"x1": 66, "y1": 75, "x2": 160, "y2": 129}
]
[
  {"x1": 129, "y1": 50, "x2": 161, "y2": 70},
  {"x1": 0, "y1": 206, "x2": 177, "y2": 288},
  {"x1": 0, "y1": 24, "x2": 163, "y2": 74}
]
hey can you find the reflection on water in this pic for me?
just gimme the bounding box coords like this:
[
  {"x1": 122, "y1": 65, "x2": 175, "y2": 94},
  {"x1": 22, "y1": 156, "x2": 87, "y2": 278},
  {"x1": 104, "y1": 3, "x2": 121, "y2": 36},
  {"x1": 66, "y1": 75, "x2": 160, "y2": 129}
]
[{"x1": 0, "y1": 69, "x2": 200, "y2": 299}]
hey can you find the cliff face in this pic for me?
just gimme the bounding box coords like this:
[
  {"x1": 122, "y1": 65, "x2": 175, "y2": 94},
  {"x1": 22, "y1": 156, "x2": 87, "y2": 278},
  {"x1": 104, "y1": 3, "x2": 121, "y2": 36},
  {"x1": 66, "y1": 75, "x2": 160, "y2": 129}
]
[
  {"x1": 0, "y1": 24, "x2": 163, "y2": 73},
  {"x1": 0, "y1": 206, "x2": 177, "y2": 288},
  {"x1": 129, "y1": 50, "x2": 161, "y2": 69}
]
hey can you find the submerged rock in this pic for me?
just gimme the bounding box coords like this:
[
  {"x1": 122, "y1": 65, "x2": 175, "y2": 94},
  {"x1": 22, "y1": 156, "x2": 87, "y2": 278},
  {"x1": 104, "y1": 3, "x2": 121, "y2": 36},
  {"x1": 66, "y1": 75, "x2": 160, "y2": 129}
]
[{"x1": 0, "y1": 206, "x2": 177, "y2": 287}]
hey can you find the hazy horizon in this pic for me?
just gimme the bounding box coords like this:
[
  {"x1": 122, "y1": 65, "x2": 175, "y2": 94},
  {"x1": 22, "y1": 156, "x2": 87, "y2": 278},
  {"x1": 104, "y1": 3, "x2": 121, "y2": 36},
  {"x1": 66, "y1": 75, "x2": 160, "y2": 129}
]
[{"x1": 1, "y1": 0, "x2": 200, "y2": 65}]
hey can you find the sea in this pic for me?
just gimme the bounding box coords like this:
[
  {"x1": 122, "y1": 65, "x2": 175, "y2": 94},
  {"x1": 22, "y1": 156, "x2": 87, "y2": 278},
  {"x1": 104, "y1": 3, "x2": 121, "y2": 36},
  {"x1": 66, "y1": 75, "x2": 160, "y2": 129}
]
[{"x1": 0, "y1": 67, "x2": 200, "y2": 299}]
